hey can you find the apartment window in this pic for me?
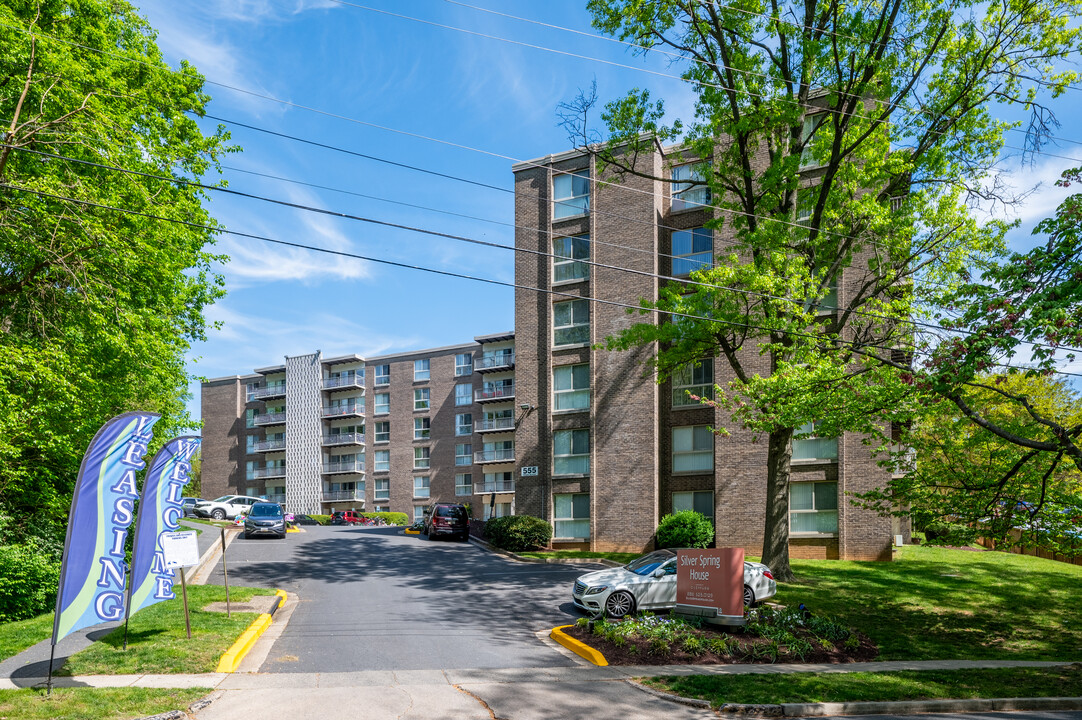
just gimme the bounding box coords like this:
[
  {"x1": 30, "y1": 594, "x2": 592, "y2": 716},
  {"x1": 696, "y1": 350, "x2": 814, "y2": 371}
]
[
  {"x1": 414, "y1": 388, "x2": 430, "y2": 411},
  {"x1": 374, "y1": 364, "x2": 390, "y2": 385},
  {"x1": 790, "y1": 481, "x2": 838, "y2": 534},
  {"x1": 554, "y1": 493, "x2": 590, "y2": 539},
  {"x1": 413, "y1": 506, "x2": 425, "y2": 522},
  {"x1": 455, "y1": 383, "x2": 472, "y2": 407},
  {"x1": 673, "y1": 425, "x2": 714, "y2": 473},
  {"x1": 797, "y1": 188, "x2": 815, "y2": 226},
  {"x1": 673, "y1": 491, "x2": 715, "y2": 521},
  {"x1": 671, "y1": 162, "x2": 710, "y2": 211},
  {"x1": 455, "y1": 353, "x2": 473, "y2": 377},
  {"x1": 374, "y1": 478, "x2": 389, "y2": 500},
  {"x1": 792, "y1": 421, "x2": 838, "y2": 461},
  {"x1": 553, "y1": 363, "x2": 590, "y2": 411},
  {"x1": 414, "y1": 446, "x2": 430, "y2": 470},
  {"x1": 553, "y1": 234, "x2": 590, "y2": 283},
  {"x1": 414, "y1": 358, "x2": 430, "y2": 382},
  {"x1": 455, "y1": 443, "x2": 472, "y2": 466},
  {"x1": 553, "y1": 169, "x2": 589, "y2": 219},
  {"x1": 455, "y1": 473, "x2": 473, "y2": 496},
  {"x1": 483, "y1": 471, "x2": 513, "y2": 493},
  {"x1": 245, "y1": 408, "x2": 259, "y2": 428},
  {"x1": 484, "y1": 501, "x2": 512, "y2": 520},
  {"x1": 246, "y1": 435, "x2": 257, "y2": 452},
  {"x1": 553, "y1": 299, "x2": 589, "y2": 346},
  {"x1": 801, "y1": 114, "x2": 826, "y2": 168},
  {"x1": 455, "y1": 413, "x2": 473, "y2": 436},
  {"x1": 413, "y1": 417, "x2": 430, "y2": 440},
  {"x1": 554, "y1": 429, "x2": 589, "y2": 475},
  {"x1": 374, "y1": 421, "x2": 390, "y2": 443},
  {"x1": 672, "y1": 359, "x2": 714, "y2": 407},
  {"x1": 672, "y1": 227, "x2": 713, "y2": 277},
  {"x1": 413, "y1": 476, "x2": 430, "y2": 499},
  {"x1": 482, "y1": 439, "x2": 514, "y2": 463},
  {"x1": 374, "y1": 450, "x2": 389, "y2": 473},
  {"x1": 374, "y1": 505, "x2": 389, "y2": 513},
  {"x1": 375, "y1": 392, "x2": 390, "y2": 415}
]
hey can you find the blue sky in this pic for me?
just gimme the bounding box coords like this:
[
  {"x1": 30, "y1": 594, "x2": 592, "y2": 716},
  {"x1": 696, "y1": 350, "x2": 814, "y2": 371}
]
[{"x1": 127, "y1": 0, "x2": 1082, "y2": 421}]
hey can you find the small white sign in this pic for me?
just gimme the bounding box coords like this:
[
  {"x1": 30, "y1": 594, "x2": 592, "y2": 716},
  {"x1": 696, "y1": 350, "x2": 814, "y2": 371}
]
[
  {"x1": 160, "y1": 531, "x2": 200, "y2": 569},
  {"x1": 521, "y1": 466, "x2": 539, "y2": 477}
]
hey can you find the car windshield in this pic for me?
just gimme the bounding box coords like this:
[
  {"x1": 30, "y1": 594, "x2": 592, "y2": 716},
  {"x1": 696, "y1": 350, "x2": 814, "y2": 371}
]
[
  {"x1": 250, "y1": 504, "x2": 282, "y2": 517},
  {"x1": 625, "y1": 550, "x2": 675, "y2": 576}
]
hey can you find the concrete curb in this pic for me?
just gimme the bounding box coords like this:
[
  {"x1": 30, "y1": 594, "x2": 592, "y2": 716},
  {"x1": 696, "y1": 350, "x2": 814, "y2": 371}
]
[
  {"x1": 627, "y1": 678, "x2": 712, "y2": 709},
  {"x1": 214, "y1": 590, "x2": 287, "y2": 673},
  {"x1": 550, "y1": 625, "x2": 608, "y2": 667},
  {"x1": 468, "y1": 535, "x2": 623, "y2": 567}
]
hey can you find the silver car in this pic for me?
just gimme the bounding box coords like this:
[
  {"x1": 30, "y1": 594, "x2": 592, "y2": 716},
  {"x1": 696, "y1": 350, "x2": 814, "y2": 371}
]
[{"x1": 572, "y1": 549, "x2": 776, "y2": 619}]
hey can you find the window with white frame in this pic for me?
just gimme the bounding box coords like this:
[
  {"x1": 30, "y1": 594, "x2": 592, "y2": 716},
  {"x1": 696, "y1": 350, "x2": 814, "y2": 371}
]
[
  {"x1": 455, "y1": 413, "x2": 473, "y2": 436},
  {"x1": 374, "y1": 364, "x2": 390, "y2": 386},
  {"x1": 455, "y1": 443, "x2": 472, "y2": 466},
  {"x1": 790, "y1": 481, "x2": 838, "y2": 534},
  {"x1": 374, "y1": 504, "x2": 389, "y2": 512},
  {"x1": 672, "y1": 425, "x2": 714, "y2": 473},
  {"x1": 554, "y1": 429, "x2": 589, "y2": 475},
  {"x1": 553, "y1": 234, "x2": 590, "y2": 283},
  {"x1": 672, "y1": 227, "x2": 713, "y2": 277},
  {"x1": 792, "y1": 420, "x2": 838, "y2": 460},
  {"x1": 482, "y1": 439, "x2": 513, "y2": 463},
  {"x1": 413, "y1": 476, "x2": 430, "y2": 499},
  {"x1": 455, "y1": 473, "x2": 473, "y2": 496},
  {"x1": 375, "y1": 392, "x2": 390, "y2": 415},
  {"x1": 414, "y1": 388, "x2": 430, "y2": 411},
  {"x1": 374, "y1": 421, "x2": 390, "y2": 443},
  {"x1": 454, "y1": 383, "x2": 472, "y2": 407},
  {"x1": 801, "y1": 114, "x2": 826, "y2": 168},
  {"x1": 553, "y1": 363, "x2": 590, "y2": 411},
  {"x1": 796, "y1": 187, "x2": 815, "y2": 225},
  {"x1": 245, "y1": 408, "x2": 259, "y2": 428},
  {"x1": 455, "y1": 353, "x2": 473, "y2": 376},
  {"x1": 413, "y1": 358, "x2": 430, "y2": 382},
  {"x1": 554, "y1": 493, "x2": 590, "y2": 538},
  {"x1": 482, "y1": 471, "x2": 513, "y2": 493},
  {"x1": 553, "y1": 169, "x2": 589, "y2": 218},
  {"x1": 553, "y1": 299, "x2": 589, "y2": 346},
  {"x1": 374, "y1": 450, "x2": 389, "y2": 472},
  {"x1": 413, "y1": 446, "x2": 430, "y2": 469},
  {"x1": 671, "y1": 163, "x2": 710, "y2": 211},
  {"x1": 413, "y1": 417, "x2": 430, "y2": 440},
  {"x1": 413, "y1": 506, "x2": 425, "y2": 522},
  {"x1": 672, "y1": 359, "x2": 714, "y2": 407},
  {"x1": 673, "y1": 490, "x2": 715, "y2": 521},
  {"x1": 484, "y1": 501, "x2": 512, "y2": 520},
  {"x1": 374, "y1": 477, "x2": 389, "y2": 500}
]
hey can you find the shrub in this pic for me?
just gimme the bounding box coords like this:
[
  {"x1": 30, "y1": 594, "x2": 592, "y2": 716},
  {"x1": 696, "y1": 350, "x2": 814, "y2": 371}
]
[
  {"x1": 0, "y1": 543, "x2": 59, "y2": 622},
  {"x1": 923, "y1": 521, "x2": 978, "y2": 546},
  {"x1": 483, "y1": 515, "x2": 552, "y2": 552},
  {"x1": 308, "y1": 514, "x2": 331, "y2": 525},
  {"x1": 655, "y1": 510, "x2": 714, "y2": 549},
  {"x1": 362, "y1": 512, "x2": 409, "y2": 526}
]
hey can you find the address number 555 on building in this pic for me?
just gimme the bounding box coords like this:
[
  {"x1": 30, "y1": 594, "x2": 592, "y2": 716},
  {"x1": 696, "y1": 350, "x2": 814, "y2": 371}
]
[{"x1": 520, "y1": 466, "x2": 539, "y2": 477}]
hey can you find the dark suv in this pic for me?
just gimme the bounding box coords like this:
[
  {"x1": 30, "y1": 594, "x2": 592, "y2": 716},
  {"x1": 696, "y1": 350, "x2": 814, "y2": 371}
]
[
  {"x1": 331, "y1": 510, "x2": 364, "y2": 526},
  {"x1": 424, "y1": 503, "x2": 470, "y2": 541}
]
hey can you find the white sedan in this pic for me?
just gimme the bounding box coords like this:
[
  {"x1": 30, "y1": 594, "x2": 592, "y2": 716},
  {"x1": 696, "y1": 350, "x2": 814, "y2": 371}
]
[{"x1": 572, "y1": 549, "x2": 776, "y2": 619}]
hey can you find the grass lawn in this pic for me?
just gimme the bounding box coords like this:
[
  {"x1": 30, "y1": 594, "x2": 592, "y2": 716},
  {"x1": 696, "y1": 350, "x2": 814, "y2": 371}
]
[
  {"x1": 778, "y1": 545, "x2": 1082, "y2": 660},
  {"x1": 0, "y1": 687, "x2": 208, "y2": 720},
  {"x1": 58, "y1": 585, "x2": 275, "y2": 675},
  {"x1": 642, "y1": 665, "x2": 1082, "y2": 706},
  {"x1": 516, "y1": 550, "x2": 641, "y2": 564},
  {"x1": 0, "y1": 612, "x2": 54, "y2": 662}
]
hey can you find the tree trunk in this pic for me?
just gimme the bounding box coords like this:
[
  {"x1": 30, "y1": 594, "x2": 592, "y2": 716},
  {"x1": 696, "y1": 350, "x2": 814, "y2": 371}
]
[{"x1": 762, "y1": 426, "x2": 795, "y2": 581}]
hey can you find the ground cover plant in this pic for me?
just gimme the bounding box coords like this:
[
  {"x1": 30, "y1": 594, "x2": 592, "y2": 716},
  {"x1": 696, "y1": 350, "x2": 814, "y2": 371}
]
[
  {"x1": 0, "y1": 687, "x2": 209, "y2": 720},
  {"x1": 641, "y1": 665, "x2": 1082, "y2": 707}
]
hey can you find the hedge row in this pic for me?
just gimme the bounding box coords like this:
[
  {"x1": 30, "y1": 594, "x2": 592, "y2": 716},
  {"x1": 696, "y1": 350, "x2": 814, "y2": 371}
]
[{"x1": 0, "y1": 543, "x2": 59, "y2": 622}]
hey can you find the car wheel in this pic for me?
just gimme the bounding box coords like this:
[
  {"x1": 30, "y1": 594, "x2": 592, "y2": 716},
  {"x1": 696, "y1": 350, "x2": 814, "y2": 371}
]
[
  {"x1": 212, "y1": 509, "x2": 225, "y2": 520},
  {"x1": 744, "y1": 584, "x2": 756, "y2": 608},
  {"x1": 605, "y1": 591, "x2": 635, "y2": 619}
]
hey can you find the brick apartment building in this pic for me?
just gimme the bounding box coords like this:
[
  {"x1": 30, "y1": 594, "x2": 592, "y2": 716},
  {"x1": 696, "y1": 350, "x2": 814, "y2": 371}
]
[{"x1": 200, "y1": 142, "x2": 896, "y2": 562}]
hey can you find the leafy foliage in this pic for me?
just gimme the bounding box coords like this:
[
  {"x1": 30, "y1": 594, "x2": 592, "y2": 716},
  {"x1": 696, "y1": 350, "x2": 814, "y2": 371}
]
[
  {"x1": 0, "y1": 541, "x2": 59, "y2": 622},
  {"x1": 362, "y1": 512, "x2": 408, "y2": 526},
  {"x1": 655, "y1": 510, "x2": 714, "y2": 549},
  {"x1": 483, "y1": 515, "x2": 553, "y2": 552}
]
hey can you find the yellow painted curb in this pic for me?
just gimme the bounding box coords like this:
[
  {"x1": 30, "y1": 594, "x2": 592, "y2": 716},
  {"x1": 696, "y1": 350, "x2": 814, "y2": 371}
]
[
  {"x1": 550, "y1": 625, "x2": 608, "y2": 666},
  {"x1": 404, "y1": 529, "x2": 420, "y2": 535},
  {"x1": 287, "y1": 526, "x2": 301, "y2": 533},
  {"x1": 274, "y1": 589, "x2": 287, "y2": 608}
]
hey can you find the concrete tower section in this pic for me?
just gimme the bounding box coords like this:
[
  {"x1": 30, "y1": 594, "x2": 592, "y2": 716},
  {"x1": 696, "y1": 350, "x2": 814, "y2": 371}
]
[{"x1": 285, "y1": 351, "x2": 323, "y2": 514}]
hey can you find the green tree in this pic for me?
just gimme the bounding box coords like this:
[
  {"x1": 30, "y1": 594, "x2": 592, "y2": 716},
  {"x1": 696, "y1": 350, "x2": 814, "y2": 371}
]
[
  {"x1": 0, "y1": 0, "x2": 232, "y2": 543},
  {"x1": 568, "y1": 0, "x2": 1080, "y2": 579}
]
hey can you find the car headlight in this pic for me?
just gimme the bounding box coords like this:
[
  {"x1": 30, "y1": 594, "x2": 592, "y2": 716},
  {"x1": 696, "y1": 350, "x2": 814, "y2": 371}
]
[{"x1": 585, "y1": 585, "x2": 608, "y2": 595}]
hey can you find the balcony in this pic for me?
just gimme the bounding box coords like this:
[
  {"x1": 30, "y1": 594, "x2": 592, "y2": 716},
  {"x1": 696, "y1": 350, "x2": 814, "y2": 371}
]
[
  {"x1": 322, "y1": 489, "x2": 364, "y2": 503},
  {"x1": 251, "y1": 438, "x2": 286, "y2": 453},
  {"x1": 323, "y1": 459, "x2": 365, "y2": 475},
  {"x1": 475, "y1": 383, "x2": 515, "y2": 403},
  {"x1": 248, "y1": 466, "x2": 286, "y2": 480},
  {"x1": 322, "y1": 404, "x2": 364, "y2": 419},
  {"x1": 474, "y1": 447, "x2": 515, "y2": 464},
  {"x1": 475, "y1": 351, "x2": 515, "y2": 373},
  {"x1": 323, "y1": 432, "x2": 365, "y2": 447},
  {"x1": 476, "y1": 416, "x2": 515, "y2": 433},
  {"x1": 265, "y1": 493, "x2": 286, "y2": 504},
  {"x1": 477, "y1": 478, "x2": 515, "y2": 493},
  {"x1": 247, "y1": 385, "x2": 286, "y2": 402},
  {"x1": 253, "y1": 412, "x2": 286, "y2": 427},
  {"x1": 323, "y1": 374, "x2": 365, "y2": 391}
]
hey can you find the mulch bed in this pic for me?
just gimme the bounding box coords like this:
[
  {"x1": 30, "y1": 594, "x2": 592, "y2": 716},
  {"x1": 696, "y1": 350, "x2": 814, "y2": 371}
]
[{"x1": 564, "y1": 623, "x2": 879, "y2": 666}]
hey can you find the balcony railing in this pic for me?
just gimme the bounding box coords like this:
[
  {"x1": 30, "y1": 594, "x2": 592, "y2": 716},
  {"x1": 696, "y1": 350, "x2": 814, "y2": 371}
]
[
  {"x1": 475, "y1": 383, "x2": 515, "y2": 403},
  {"x1": 265, "y1": 493, "x2": 286, "y2": 504},
  {"x1": 322, "y1": 404, "x2": 364, "y2": 418},
  {"x1": 477, "y1": 479, "x2": 516, "y2": 493},
  {"x1": 322, "y1": 489, "x2": 364, "y2": 502},
  {"x1": 252, "y1": 439, "x2": 286, "y2": 453},
  {"x1": 323, "y1": 374, "x2": 365, "y2": 391},
  {"x1": 253, "y1": 412, "x2": 286, "y2": 426},
  {"x1": 247, "y1": 385, "x2": 287, "y2": 402},
  {"x1": 475, "y1": 351, "x2": 515, "y2": 373},
  {"x1": 248, "y1": 466, "x2": 286, "y2": 480},
  {"x1": 474, "y1": 447, "x2": 515, "y2": 464},
  {"x1": 476, "y1": 416, "x2": 515, "y2": 433},
  {"x1": 323, "y1": 459, "x2": 365, "y2": 475},
  {"x1": 323, "y1": 432, "x2": 365, "y2": 446}
]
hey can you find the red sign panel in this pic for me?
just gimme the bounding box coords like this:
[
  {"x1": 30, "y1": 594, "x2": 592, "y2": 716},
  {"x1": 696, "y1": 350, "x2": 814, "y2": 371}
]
[{"x1": 676, "y1": 548, "x2": 745, "y2": 617}]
